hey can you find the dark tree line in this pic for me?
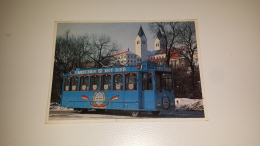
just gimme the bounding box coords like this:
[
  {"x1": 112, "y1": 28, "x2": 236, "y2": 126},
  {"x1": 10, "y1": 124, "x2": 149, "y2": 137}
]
[
  {"x1": 51, "y1": 30, "x2": 121, "y2": 102},
  {"x1": 149, "y1": 21, "x2": 202, "y2": 99}
]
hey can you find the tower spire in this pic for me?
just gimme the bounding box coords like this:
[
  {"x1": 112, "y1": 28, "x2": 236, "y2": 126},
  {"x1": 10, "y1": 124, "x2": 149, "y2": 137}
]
[
  {"x1": 137, "y1": 26, "x2": 146, "y2": 37},
  {"x1": 156, "y1": 30, "x2": 162, "y2": 39}
]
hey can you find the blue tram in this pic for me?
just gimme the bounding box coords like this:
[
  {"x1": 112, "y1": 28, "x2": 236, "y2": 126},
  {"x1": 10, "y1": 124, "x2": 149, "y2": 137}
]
[{"x1": 60, "y1": 62, "x2": 175, "y2": 116}]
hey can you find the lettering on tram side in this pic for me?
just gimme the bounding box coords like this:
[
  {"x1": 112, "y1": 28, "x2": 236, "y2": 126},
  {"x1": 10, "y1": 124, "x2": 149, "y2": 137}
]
[
  {"x1": 104, "y1": 68, "x2": 113, "y2": 73},
  {"x1": 115, "y1": 67, "x2": 126, "y2": 72},
  {"x1": 77, "y1": 70, "x2": 97, "y2": 74},
  {"x1": 77, "y1": 71, "x2": 87, "y2": 74},
  {"x1": 87, "y1": 70, "x2": 97, "y2": 74}
]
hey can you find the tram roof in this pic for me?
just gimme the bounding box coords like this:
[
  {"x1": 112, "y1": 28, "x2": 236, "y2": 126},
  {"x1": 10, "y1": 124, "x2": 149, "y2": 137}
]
[{"x1": 64, "y1": 62, "x2": 172, "y2": 76}]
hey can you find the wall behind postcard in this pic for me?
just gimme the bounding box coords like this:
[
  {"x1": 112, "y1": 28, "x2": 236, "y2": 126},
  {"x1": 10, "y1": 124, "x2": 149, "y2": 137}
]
[{"x1": 1, "y1": 0, "x2": 260, "y2": 146}]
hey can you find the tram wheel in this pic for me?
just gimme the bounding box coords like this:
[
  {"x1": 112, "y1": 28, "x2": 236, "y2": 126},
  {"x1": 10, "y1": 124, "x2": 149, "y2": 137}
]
[
  {"x1": 76, "y1": 108, "x2": 83, "y2": 113},
  {"x1": 131, "y1": 111, "x2": 141, "y2": 117},
  {"x1": 151, "y1": 111, "x2": 160, "y2": 116}
]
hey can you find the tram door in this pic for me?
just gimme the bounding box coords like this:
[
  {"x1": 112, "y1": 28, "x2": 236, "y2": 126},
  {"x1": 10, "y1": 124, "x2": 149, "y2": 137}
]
[{"x1": 141, "y1": 72, "x2": 153, "y2": 109}]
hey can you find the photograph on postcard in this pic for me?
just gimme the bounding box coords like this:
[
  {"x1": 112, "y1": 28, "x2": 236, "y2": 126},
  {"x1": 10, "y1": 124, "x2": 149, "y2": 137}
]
[{"x1": 46, "y1": 20, "x2": 206, "y2": 123}]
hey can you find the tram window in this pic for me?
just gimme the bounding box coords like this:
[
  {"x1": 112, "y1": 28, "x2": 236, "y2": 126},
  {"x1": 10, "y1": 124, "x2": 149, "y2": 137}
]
[
  {"x1": 125, "y1": 73, "x2": 137, "y2": 90},
  {"x1": 156, "y1": 72, "x2": 164, "y2": 91},
  {"x1": 63, "y1": 77, "x2": 69, "y2": 91},
  {"x1": 114, "y1": 74, "x2": 123, "y2": 90},
  {"x1": 101, "y1": 74, "x2": 111, "y2": 90},
  {"x1": 80, "y1": 76, "x2": 89, "y2": 91},
  {"x1": 70, "y1": 76, "x2": 79, "y2": 91},
  {"x1": 90, "y1": 75, "x2": 100, "y2": 91},
  {"x1": 142, "y1": 72, "x2": 152, "y2": 90},
  {"x1": 165, "y1": 73, "x2": 173, "y2": 90}
]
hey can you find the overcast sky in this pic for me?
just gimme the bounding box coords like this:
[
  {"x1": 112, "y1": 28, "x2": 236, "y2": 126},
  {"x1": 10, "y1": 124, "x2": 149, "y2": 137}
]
[{"x1": 56, "y1": 22, "x2": 157, "y2": 53}]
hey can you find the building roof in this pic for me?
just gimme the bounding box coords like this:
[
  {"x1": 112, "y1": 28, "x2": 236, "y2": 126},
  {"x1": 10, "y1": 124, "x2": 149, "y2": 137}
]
[
  {"x1": 170, "y1": 52, "x2": 181, "y2": 58},
  {"x1": 112, "y1": 51, "x2": 128, "y2": 56},
  {"x1": 149, "y1": 58, "x2": 165, "y2": 62},
  {"x1": 147, "y1": 50, "x2": 158, "y2": 56},
  {"x1": 154, "y1": 48, "x2": 176, "y2": 55},
  {"x1": 137, "y1": 26, "x2": 146, "y2": 37},
  {"x1": 112, "y1": 50, "x2": 136, "y2": 56}
]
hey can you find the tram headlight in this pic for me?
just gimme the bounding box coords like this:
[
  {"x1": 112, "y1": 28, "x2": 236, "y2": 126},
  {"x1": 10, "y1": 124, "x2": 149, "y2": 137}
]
[{"x1": 157, "y1": 103, "x2": 161, "y2": 107}]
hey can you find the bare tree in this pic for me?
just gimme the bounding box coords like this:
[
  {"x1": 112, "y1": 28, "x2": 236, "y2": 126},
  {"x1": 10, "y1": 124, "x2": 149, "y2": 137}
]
[
  {"x1": 149, "y1": 22, "x2": 181, "y2": 66},
  {"x1": 178, "y1": 22, "x2": 198, "y2": 87},
  {"x1": 86, "y1": 34, "x2": 120, "y2": 68},
  {"x1": 51, "y1": 30, "x2": 121, "y2": 102}
]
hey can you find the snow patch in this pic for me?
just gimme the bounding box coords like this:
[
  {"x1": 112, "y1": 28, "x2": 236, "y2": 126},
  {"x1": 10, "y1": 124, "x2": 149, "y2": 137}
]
[
  {"x1": 175, "y1": 98, "x2": 204, "y2": 111},
  {"x1": 50, "y1": 103, "x2": 73, "y2": 110}
]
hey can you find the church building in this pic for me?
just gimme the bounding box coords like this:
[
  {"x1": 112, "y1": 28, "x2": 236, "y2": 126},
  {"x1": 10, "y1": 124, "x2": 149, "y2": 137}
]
[{"x1": 106, "y1": 25, "x2": 196, "y2": 69}]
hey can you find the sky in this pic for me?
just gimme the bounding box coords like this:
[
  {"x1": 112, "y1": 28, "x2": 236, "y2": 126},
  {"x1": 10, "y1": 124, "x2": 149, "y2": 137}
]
[{"x1": 56, "y1": 22, "x2": 157, "y2": 53}]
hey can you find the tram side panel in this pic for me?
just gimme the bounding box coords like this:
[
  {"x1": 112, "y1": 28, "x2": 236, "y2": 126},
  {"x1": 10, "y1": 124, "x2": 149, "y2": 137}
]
[
  {"x1": 123, "y1": 91, "x2": 139, "y2": 110},
  {"x1": 142, "y1": 91, "x2": 156, "y2": 110}
]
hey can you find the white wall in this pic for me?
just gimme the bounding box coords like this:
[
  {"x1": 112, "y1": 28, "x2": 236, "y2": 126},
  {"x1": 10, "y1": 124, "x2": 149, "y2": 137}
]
[{"x1": 1, "y1": 0, "x2": 260, "y2": 145}]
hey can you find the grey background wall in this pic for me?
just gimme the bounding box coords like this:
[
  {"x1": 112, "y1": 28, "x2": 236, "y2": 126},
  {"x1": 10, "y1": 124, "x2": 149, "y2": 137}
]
[{"x1": 1, "y1": 0, "x2": 259, "y2": 145}]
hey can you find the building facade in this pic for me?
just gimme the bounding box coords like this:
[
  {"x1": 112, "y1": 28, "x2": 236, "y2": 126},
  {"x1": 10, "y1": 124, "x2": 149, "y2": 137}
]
[{"x1": 109, "y1": 50, "x2": 141, "y2": 66}]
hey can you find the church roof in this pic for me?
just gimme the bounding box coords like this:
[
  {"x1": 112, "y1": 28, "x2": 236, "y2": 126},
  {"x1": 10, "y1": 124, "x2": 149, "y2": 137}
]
[
  {"x1": 147, "y1": 50, "x2": 158, "y2": 56},
  {"x1": 137, "y1": 26, "x2": 146, "y2": 37}
]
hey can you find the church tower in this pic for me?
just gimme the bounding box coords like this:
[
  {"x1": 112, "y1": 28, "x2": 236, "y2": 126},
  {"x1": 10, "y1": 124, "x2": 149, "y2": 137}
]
[
  {"x1": 154, "y1": 30, "x2": 166, "y2": 50},
  {"x1": 135, "y1": 26, "x2": 148, "y2": 62}
]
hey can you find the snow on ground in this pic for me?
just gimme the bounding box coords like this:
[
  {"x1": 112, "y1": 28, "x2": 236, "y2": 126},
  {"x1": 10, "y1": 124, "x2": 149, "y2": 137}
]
[{"x1": 175, "y1": 98, "x2": 204, "y2": 111}]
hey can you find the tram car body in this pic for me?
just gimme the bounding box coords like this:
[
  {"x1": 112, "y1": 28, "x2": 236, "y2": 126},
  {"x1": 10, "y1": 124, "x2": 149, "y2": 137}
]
[{"x1": 60, "y1": 62, "x2": 175, "y2": 116}]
